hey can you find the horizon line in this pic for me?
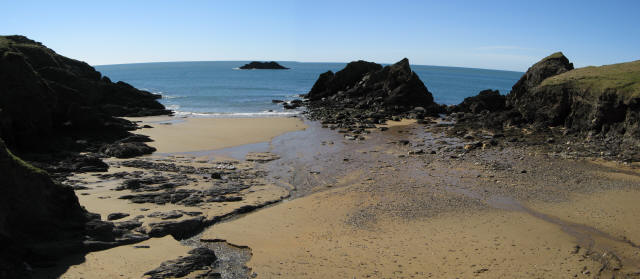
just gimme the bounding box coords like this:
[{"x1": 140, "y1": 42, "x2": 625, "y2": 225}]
[{"x1": 92, "y1": 59, "x2": 525, "y2": 73}]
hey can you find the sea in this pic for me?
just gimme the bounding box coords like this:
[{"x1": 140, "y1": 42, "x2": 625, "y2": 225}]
[{"x1": 95, "y1": 61, "x2": 523, "y2": 117}]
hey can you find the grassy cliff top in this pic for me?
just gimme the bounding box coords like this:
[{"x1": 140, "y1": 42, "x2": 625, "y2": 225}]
[
  {"x1": 0, "y1": 36, "x2": 11, "y2": 49},
  {"x1": 540, "y1": 60, "x2": 640, "y2": 99},
  {"x1": 543, "y1": 52, "x2": 566, "y2": 60}
]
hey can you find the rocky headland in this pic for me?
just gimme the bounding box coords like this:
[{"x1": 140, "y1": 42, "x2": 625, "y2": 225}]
[
  {"x1": 303, "y1": 53, "x2": 640, "y2": 162},
  {"x1": 238, "y1": 61, "x2": 289, "y2": 70},
  {"x1": 0, "y1": 35, "x2": 171, "y2": 278},
  {"x1": 449, "y1": 52, "x2": 640, "y2": 161},
  {"x1": 0, "y1": 35, "x2": 171, "y2": 171}
]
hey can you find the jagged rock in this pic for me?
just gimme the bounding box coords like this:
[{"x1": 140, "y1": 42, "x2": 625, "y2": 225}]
[
  {"x1": 507, "y1": 52, "x2": 574, "y2": 109},
  {"x1": 239, "y1": 61, "x2": 288, "y2": 70},
  {"x1": 144, "y1": 247, "x2": 219, "y2": 279},
  {"x1": 307, "y1": 60, "x2": 382, "y2": 101},
  {"x1": 101, "y1": 142, "x2": 156, "y2": 158},
  {"x1": 107, "y1": 212, "x2": 130, "y2": 221},
  {"x1": 283, "y1": 99, "x2": 303, "y2": 109},
  {"x1": 147, "y1": 217, "x2": 206, "y2": 239},
  {"x1": 454, "y1": 89, "x2": 506, "y2": 113},
  {"x1": 304, "y1": 59, "x2": 442, "y2": 138},
  {"x1": 0, "y1": 35, "x2": 170, "y2": 153}
]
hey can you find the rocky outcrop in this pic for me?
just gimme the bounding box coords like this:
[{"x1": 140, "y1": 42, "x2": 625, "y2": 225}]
[
  {"x1": 306, "y1": 58, "x2": 436, "y2": 110},
  {"x1": 0, "y1": 138, "x2": 85, "y2": 277},
  {"x1": 304, "y1": 59, "x2": 442, "y2": 139},
  {"x1": 505, "y1": 52, "x2": 574, "y2": 124},
  {"x1": 453, "y1": 89, "x2": 505, "y2": 114},
  {"x1": 307, "y1": 60, "x2": 382, "y2": 101},
  {"x1": 239, "y1": 61, "x2": 289, "y2": 69},
  {"x1": 513, "y1": 59, "x2": 640, "y2": 141},
  {"x1": 0, "y1": 137, "x2": 152, "y2": 277},
  {"x1": 100, "y1": 142, "x2": 156, "y2": 158},
  {"x1": 453, "y1": 52, "x2": 640, "y2": 160},
  {"x1": 0, "y1": 35, "x2": 170, "y2": 153},
  {"x1": 144, "y1": 248, "x2": 219, "y2": 279}
]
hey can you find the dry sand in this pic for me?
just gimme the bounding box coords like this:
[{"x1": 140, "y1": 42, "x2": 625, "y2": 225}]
[
  {"x1": 58, "y1": 236, "x2": 191, "y2": 279},
  {"x1": 47, "y1": 116, "x2": 305, "y2": 279},
  {"x1": 204, "y1": 182, "x2": 621, "y2": 278},
  {"x1": 127, "y1": 116, "x2": 307, "y2": 153}
]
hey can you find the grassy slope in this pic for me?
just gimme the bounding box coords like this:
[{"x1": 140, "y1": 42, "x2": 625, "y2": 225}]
[
  {"x1": 0, "y1": 36, "x2": 11, "y2": 49},
  {"x1": 540, "y1": 60, "x2": 640, "y2": 100}
]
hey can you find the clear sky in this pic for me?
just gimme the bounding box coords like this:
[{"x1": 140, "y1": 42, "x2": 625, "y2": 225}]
[{"x1": 2, "y1": 0, "x2": 639, "y2": 71}]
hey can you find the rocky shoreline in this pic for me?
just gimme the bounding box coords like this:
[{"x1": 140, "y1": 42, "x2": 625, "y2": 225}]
[
  {"x1": 2, "y1": 34, "x2": 640, "y2": 278},
  {"x1": 303, "y1": 52, "x2": 640, "y2": 162}
]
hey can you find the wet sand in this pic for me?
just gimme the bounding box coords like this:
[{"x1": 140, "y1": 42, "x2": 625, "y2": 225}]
[
  {"x1": 41, "y1": 116, "x2": 306, "y2": 279},
  {"x1": 128, "y1": 116, "x2": 307, "y2": 153},
  {"x1": 201, "y1": 120, "x2": 640, "y2": 278},
  {"x1": 46, "y1": 116, "x2": 640, "y2": 278}
]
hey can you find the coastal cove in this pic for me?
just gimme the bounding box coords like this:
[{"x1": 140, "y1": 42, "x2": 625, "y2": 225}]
[{"x1": 2, "y1": 33, "x2": 640, "y2": 279}]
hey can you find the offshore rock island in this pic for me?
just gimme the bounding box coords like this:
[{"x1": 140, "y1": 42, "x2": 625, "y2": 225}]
[
  {"x1": 1, "y1": 35, "x2": 640, "y2": 278},
  {"x1": 238, "y1": 61, "x2": 289, "y2": 70}
]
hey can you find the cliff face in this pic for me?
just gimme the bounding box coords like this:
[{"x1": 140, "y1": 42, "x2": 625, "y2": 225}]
[
  {"x1": 0, "y1": 35, "x2": 170, "y2": 152},
  {"x1": 506, "y1": 53, "x2": 640, "y2": 143},
  {"x1": 0, "y1": 138, "x2": 88, "y2": 278}
]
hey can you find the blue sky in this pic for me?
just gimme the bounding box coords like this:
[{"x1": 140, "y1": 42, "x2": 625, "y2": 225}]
[{"x1": 2, "y1": 0, "x2": 639, "y2": 71}]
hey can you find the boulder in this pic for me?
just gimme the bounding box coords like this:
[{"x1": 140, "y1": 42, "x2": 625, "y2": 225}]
[
  {"x1": 101, "y1": 142, "x2": 156, "y2": 158},
  {"x1": 144, "y1": 247, "x2": 219, "y2": 279},
  {"x1": 454, "y1": 89, "x2": 506, "y2": 113},
  {"x1": 147, "y1": 217, "x2": 206, "y2": 239}
]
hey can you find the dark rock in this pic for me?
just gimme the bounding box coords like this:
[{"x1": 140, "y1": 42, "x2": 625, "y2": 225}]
[
  {"x1": 239, "y1": 61, "x2": 288, "y2": 70},
  {"x1": 115, "y1": 220, "x2": 143, "y2": 231},
  {"x1": 84, "y1": 219, "x2": 116, "y2": 242},
  {"x1": 101, "y1": 142, "x2": 156, "y2": 158},
  {"x1": 0, "y1": 35, "x2": 170, "y2": 154},
  {"x1": 116, "y1": 134, "x2": 152, "y2": 143},
  {"x1": 307, "y1": 60, "x2": 382, "y2": 101},
  {"x1": 507, "y1": 52, "x2": 574, "y2": 110},
  {"x1": 304, "y1": 59, "x2": 442, "y2": 139},
  {"x1": 147, "y1": 217, "x2": 206, "y2": 239},
  {"x1": 454, "y1": 89, "x2": 506, "y2": 113},
  {"x1": 0, "y1": 139, "x2": 91, "y2": 277},
  {"x1": 107, "y1": 213, "x2": 130, "y2": 221},
  {"x1": 148, "y1": 210, "x2": 184, "y2": 220},
  {"x1": 144, "y1": 247, "x2": 218, "y2": 279}
]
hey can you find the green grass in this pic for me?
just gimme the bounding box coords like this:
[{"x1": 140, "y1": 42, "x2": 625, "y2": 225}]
[
  {"x1": 543, "y1": 51, "x2": 565, "y2": 60},
  {"x1": 0, "y1": 36, "x2": 12, "y2": 49},
  {"x1": 539, "y1": 60, "x2": 640, "y2": 100},
  {"x1": 5, "y1": 146, "x2": 47, "y2": 175}
]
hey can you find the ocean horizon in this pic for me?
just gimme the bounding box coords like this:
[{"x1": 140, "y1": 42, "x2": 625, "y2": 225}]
[{"x1": 95, "y1": 61, "x2": 523, "y2": 117}]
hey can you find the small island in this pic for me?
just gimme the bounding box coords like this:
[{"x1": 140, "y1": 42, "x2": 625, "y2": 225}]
[{"x1": 239, "y1": 61, "x2": 289, "y2": 70}]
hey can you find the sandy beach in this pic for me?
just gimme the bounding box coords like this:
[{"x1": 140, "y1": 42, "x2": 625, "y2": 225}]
[
  {"x1": 34, "y1": 116, "x2": 640, "y2": 278},
  {"x1": 126, "y1": 116, "x2": 308, "y2": 153}
]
